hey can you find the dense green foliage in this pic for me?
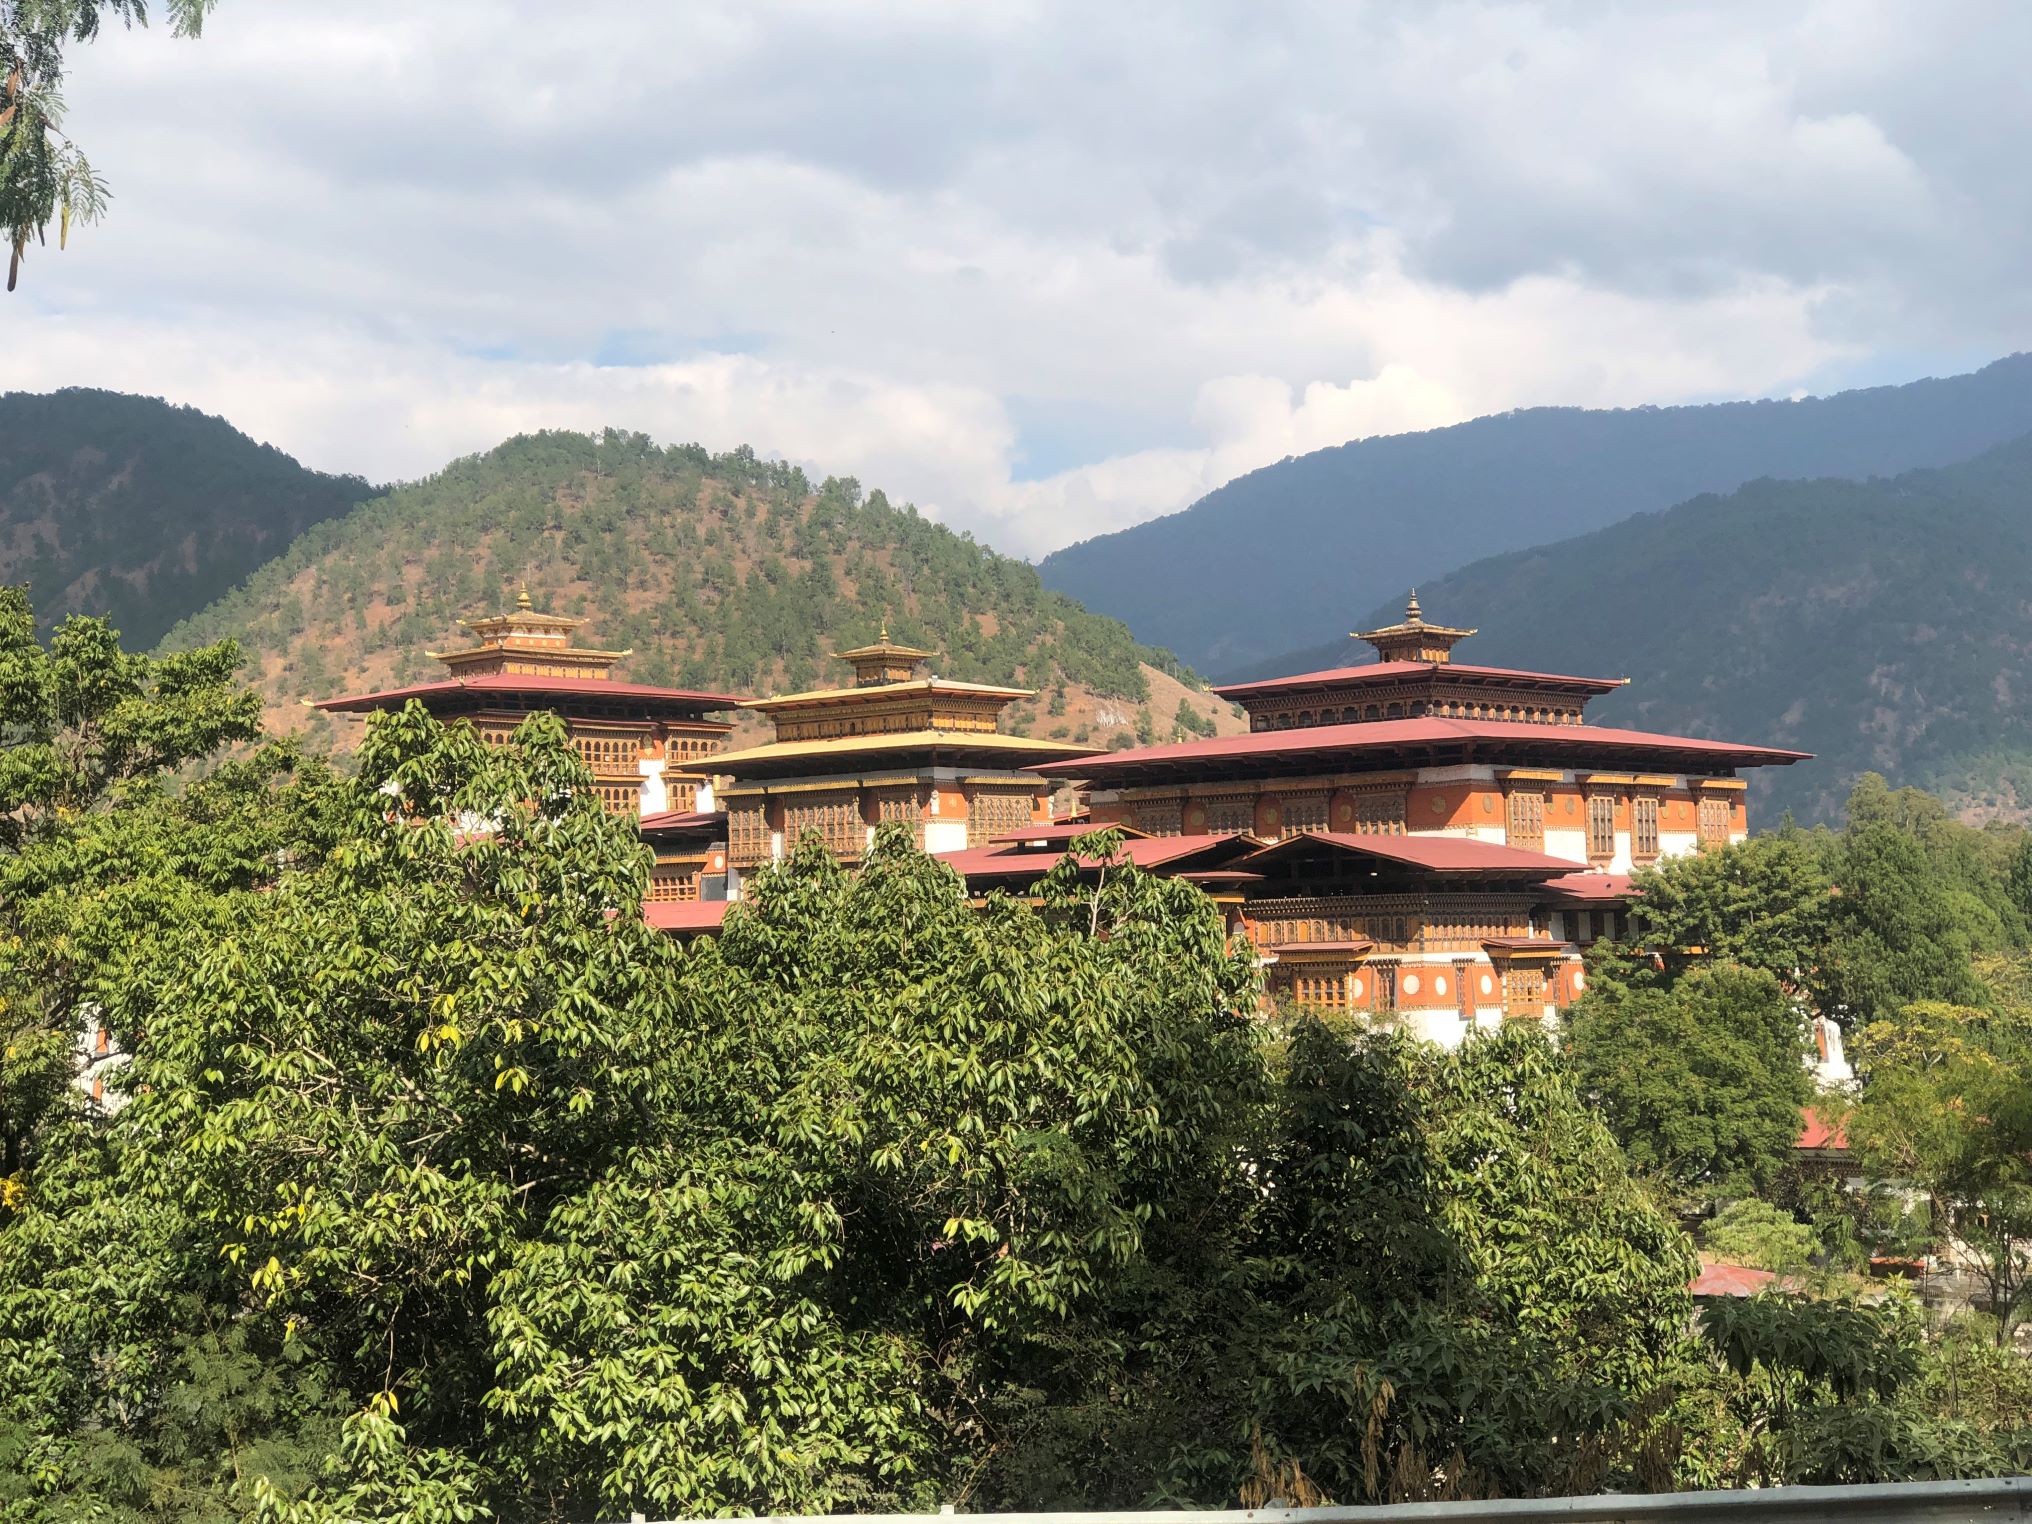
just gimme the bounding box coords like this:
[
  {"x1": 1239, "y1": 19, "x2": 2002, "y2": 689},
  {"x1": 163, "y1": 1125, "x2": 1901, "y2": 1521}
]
[
  {"x1": 7, "y1": 605, "x2": 2032, "y2": 1516},
  {"x1": 1848, "y1": 1004, "x2": 2032, "y2": 1343},
  {"x1": 1701, "y1": 1199, "x2": 1821, "y2": 1275},
  {"x1": 0, "y1": 389, "x2": 374, "y2": 645},
  {"x1": 2, "y1": 2, "x2": 214, "y2": 288},
  {"x1": 1566, "y1": 775, "x2": 2032, "y2": 1205},
  {"x1": 1258, "y1": 430, "x2": 2032, "y2": 824},
  {"x1": 1043, "y1": 354, "x2": 2032, "y2": 674},
  {"x1": 0, "y1": 584, "x2": 278, "y2": 1190},
  {"x1": 1564, "y1": 965, "x2": 1812, "y2": 1202},
  {"x1": 165, "y1": 428, "x2": 1206, "y2": 746}
]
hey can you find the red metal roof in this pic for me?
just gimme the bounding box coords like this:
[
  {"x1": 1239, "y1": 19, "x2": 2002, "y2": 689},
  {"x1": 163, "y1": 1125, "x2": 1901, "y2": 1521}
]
[
  {"x1": 1480, "y1": 934, "x2": 1574, "y2": 953},
  {"x1": 1212, "y1": 660, "x2": 1626, "y2": 701},
  {"x1": 934, "y1": 833, "x2": 1252, "y2": 884},
  {"x1": 637, "y1": 808, "x2": 725, "y2": 834},
  {"x1": 1030, "y1": 716, "x2": 1811, "y2": 780},
  {"x1": 1690, "y1": 1261, "x2": 1778, "y2": 1298},
  {"x1": 1797, "y1": 1106, "x2": 1850, "y2": 1151},
  {"x1": 1239, "y1": 831, "x2": 1584, "y2": 876},
  {"x1": 1541, "y1": 873, "x2": 1636, "y2": 903},
  {"x1": 987, "y1": 820, "x2": 1146, "y2": 845},
  {"x1": 315, "y1": 673, "x2": 746, "y2": 713},
  {"x1": 643, "y1": 900, "x2": 730, "y2": 934}
]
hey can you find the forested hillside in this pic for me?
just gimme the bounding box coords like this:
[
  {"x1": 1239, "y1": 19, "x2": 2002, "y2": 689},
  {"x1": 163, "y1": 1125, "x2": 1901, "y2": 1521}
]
[
  {"x1": 1040, "y1": 354, "x2": 2032, "y2": 673},
  {"x1": 165, "y1": 429, "x2": 1237, "y2": 749},
  {"x1": 1249, "y1": 433, "x2": 2032, "y2": 825},
  {"x1": 0, "y1": 389, "x2": 375, "y2": 647}
]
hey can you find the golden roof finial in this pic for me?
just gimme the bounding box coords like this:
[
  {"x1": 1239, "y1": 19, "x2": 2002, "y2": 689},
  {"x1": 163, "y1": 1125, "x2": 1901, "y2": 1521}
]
[
  {"x1": 1405, "y1": 588, "x2": 1422, "y2": 623},
  {"x1": 880, "y1": 615, "x2": 890, "y2": 643},
  {"x1": 515, "y1": 582, "x2": 533, "y2": 611}
]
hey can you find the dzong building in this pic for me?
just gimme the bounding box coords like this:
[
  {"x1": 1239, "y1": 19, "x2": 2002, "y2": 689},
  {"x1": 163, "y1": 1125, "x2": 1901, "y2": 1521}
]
[{"x1": 1025, "y1": 594, "x2": 1808, "y2": 1045}]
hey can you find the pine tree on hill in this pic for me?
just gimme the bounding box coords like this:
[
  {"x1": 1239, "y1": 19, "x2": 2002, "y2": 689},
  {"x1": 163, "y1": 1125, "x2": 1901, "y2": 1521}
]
[
  {"x1": 163, "y1": 429, "x2": 1238, "y2": 751},
  {"x1": 0, "y1": 388, "x2": 375, "y2": 647}
]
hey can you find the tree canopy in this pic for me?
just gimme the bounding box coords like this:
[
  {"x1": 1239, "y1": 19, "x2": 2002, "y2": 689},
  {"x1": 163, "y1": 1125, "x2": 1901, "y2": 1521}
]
[
  {"x1": 1, "y1": 1, "x2": 214, "y2": 289},
  {"x1": 1563, "y1": 964, "x2": 1813, "y2": 1202}
]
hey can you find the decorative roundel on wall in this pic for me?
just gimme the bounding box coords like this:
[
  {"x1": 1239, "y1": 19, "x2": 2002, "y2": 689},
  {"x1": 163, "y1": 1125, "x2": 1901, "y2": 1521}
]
[
  {"x1": 1430, "y1": 795, "x2": 1447, "y2": 815},
  {"x1": 1481, "y1": 795, "x2": 1495, "y2": 815},
  {"x1": 1402, "y1": 973, "x2": 1421, "y2": 996},
  {"x1": 1184, "y1": 804, "x2": 1206, "y2": 831},
  {"x1": 1338, "y1": 801, "x2": 1354, "y2": 822},
  {"x1": 1573, "y1": 969, "x2": 1586, "y2": 992},
  {"x1": 1433, "y1": 974, "x2": 1447, "y2": 996},
  {"x1": 1565, "y1": 796, "x2": 1577, "y2": 815},
  {"x1": 1262, "y1": 803, "x2": 1280, "y2": 824},
  {"x1": 1479, "y1": 973, "x2": 1496, "y2": 997},
  {"x1": 1351, "y1": 977, "x2": 1365, "y2": 998}
]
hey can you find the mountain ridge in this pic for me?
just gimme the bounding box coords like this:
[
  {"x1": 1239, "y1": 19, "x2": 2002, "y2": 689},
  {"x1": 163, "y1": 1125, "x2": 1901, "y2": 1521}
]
[
  {"x1": 1238, "y1": 431, "x2": 2032, "y2": 824},
  {"x1": 162, "y1": 428, "x2": 1242, "y2": 754},
  {"x1": 1039, "y1": 354, "x2": 2032, "y2": 674},
  {"x1": 0, "y1": 388, "x2": 378, "y2": 647}
]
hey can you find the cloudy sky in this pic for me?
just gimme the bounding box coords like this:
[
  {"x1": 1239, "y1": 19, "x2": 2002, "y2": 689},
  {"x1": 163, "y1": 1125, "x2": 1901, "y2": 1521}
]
[{"x1": 4, "y1": 0, "x2": 2025, "y2": 556}]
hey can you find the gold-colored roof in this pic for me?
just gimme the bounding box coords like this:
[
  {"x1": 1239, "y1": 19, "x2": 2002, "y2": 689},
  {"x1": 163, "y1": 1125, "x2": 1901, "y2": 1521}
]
[
  {"x1": 711, "y1": 728, "x2": 1099, "y2": 772},
  {"x1": 426, "y1": 644, "x2": 632, "y2": 663},
  {"x1": 832, "y1": 630, "x2": 938, "y2": 663},
  {"x1": 742, "y1": 677, "x2": 1034, "y2": 712},
  {"x1": 1352, "y1": 589, "x2": 1476, "y2": 646}
]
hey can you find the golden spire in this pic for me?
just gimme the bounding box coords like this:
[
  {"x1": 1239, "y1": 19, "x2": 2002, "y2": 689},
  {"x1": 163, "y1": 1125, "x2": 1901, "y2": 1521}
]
[
  {"x1": 515, "y1": 582, "x2": 533, "y2": 611},
  {"x1": 1352, "y1": 591, "x2": 1476, "y2": 665}
]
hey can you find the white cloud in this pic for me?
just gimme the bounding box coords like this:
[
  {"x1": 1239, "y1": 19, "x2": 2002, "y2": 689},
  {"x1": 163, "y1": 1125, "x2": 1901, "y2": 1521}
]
[{"x1": 4, "y1": 0, "x2": 2025, "y2": 558}]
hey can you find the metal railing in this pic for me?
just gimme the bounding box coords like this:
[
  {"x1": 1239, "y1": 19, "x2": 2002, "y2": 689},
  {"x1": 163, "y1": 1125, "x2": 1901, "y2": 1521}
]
[{"x1": 640, "y1": 1475, "x2": 2032, "y2": 1524}]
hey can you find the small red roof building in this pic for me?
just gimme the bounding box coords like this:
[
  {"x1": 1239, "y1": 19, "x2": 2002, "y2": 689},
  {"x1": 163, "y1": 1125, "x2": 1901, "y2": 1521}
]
[{"x1": 1690, "y1": 1260, "x2": 1779, "y2": 1298}]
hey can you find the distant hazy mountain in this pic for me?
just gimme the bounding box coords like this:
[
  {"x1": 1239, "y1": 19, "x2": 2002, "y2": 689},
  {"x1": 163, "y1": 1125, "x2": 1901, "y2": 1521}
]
[
  {"x1": 0, "y1": 389, "x2": 376, "y2": 647},
  {"x1": 1246, "y1": 433, "x2": 2032, "y2": 825},
  {"x1": 1037, "y1": 355, "x2": 2032, "y2": 675},
  {"x1": 164, "y1": 430, "x2": 1238, "y2": 751}
]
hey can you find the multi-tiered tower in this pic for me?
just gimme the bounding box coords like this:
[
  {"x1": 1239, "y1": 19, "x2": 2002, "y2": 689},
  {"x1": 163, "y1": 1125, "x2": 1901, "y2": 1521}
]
[
  {"x1": 315, "y1": 586, "x2": 742, "y2": 818},
  {"x1": 708, "y1": 628, "x2": 1099, "y2": 889}
]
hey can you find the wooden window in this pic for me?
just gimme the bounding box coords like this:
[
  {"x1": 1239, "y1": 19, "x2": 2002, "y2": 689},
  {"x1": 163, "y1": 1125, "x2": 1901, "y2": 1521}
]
[
  {"x1": 1373, "y1": 963, "x2": 1398, "y2": 1013},
  {"x1": 1586, "y1": 794, "x2": 1616, "y2": 860},
  {"x1": 787, "y1": 793, "x2": 864, "y2": 858},
  {"x1": 1205, "y1": 794, "x2": 1254, "y2": 835},
  {"x1": 874, "y1": 790, "x2": 920, "y2": 827},
  {"x1": 1134, "y1": 798, "x2": 1184, "y2": 837},
  {"x1": 728, "y1": 805, "x2": 770, "y2": 868},
  {"x1": 1350, "y1": 790, "x2": 1407, "y2": 834},
  {"x1": 1292, "y1": 973, "x2": 1348, "y2": 1011},
  {"x1": 1503, "y1": 965, "x2": 1545, "y2": 1019},
  {"x1": 1505, "y1": 789, "x2": 1545, "y2": 850},
  {"x1": 1632, "y1": 795, "x2": 1660, "y2": 860},
  {"x1": 968, "y1": 790, "x2": 1034, "y2": 847},
  {"x1": 1698, "y1": 795, "x2": 1732, "y2": 848},
  {"x1": 1280, "y1": 792, "x2": 1330, "y2": 838}
]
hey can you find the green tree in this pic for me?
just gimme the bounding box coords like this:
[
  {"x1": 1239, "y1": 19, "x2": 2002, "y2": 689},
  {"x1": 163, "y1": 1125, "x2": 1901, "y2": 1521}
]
[
  {"x1": 1, "y1": 1, "x2": 215, "y2": 289},
  {"x1": 1138, "y1": 1022, "x2": 1701, "y2": 1507},
  {"x1": 1702, "y1": 1198, "x2": 1818, "y2": 1275},
  {"x1": 1819, "y1": 778, "x2": 1994, "y2": 1025},
  {"x1": 1623, "y1": 830, "x2": 1833, "y2": 986},
  {"x1": 0, "y1": 588, "x2": 267, "y2": 1192},
  {"x1": 1848, "y1": 1003, "x2": 2032, "y2": 1344},
  {"x1": 0, "y1": 714, "x2": 1266, "y2": 1517},
  {"x1": 1562, "y1": 964, "x2": 1813, "y2": 1201}
]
